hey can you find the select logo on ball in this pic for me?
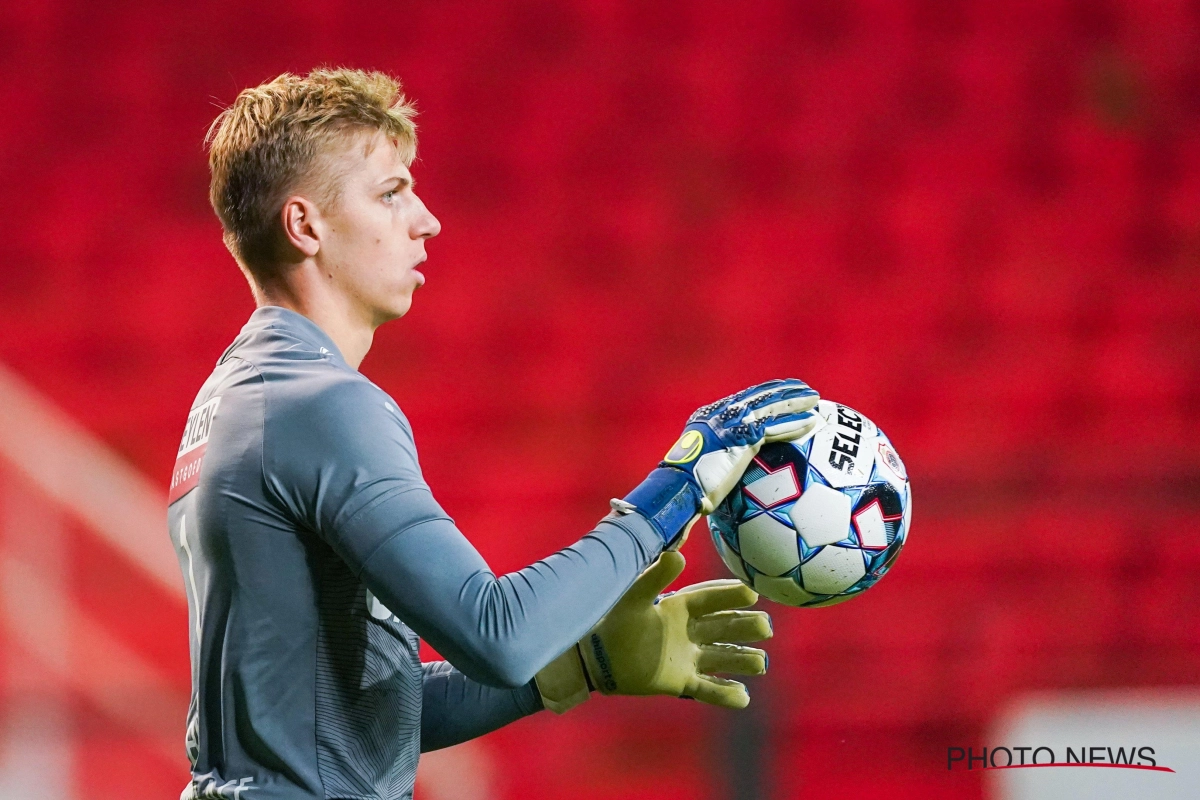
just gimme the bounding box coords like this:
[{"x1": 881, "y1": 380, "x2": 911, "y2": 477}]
[
  {"x1": 664, "y1": 430, "x2": 704, "y2": 464},
  {"x1": 828, "y1": 405, "x2": 866, "y2": 474}
]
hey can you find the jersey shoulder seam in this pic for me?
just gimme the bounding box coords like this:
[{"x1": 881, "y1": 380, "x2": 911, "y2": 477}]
[{"x1": 234, "y1": 326, "x2": 328, "y2": 360}]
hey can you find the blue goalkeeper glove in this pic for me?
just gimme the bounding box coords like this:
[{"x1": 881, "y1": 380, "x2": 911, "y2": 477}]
[{"x1": 616, "y1": 379, "x2": 821, "y2": 548}]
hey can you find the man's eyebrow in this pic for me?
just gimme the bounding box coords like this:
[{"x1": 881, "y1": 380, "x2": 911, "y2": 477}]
[{"x1": 382, "y1": 175, "x2": 413, "y2": 190}]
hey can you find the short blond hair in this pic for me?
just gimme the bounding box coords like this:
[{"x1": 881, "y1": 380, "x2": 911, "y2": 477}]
[{"x1": 206, "y1": 68, "x2": 417, "y2": 272}]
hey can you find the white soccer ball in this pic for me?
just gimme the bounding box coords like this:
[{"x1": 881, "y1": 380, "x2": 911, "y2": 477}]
[{"x1": 708, "y1": 400, "x2": 911, "y2": 607}]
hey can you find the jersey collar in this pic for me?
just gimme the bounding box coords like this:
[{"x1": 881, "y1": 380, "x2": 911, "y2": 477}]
[{"x1": 220, "y1": 306, "x2": 347, "y2": 365}]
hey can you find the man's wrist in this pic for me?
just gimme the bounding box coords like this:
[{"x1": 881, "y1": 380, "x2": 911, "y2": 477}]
[
  {"x1": 621, "y1": 467, "x2": 703, "y2": 547},
  {"x1": 534, "y1": 646, "x2": 591, "y2": 715}
]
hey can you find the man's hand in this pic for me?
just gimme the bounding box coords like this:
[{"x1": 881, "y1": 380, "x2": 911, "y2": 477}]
[
  {"x1": 618, "y1": 379, "x2": 822, "y2": 548},
  {"x1": 535, "y1": 552, "x2": 773, "y2": 713}
]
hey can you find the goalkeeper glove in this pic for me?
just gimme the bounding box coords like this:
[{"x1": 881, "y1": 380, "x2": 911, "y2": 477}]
[
  {"x1": 619, "y1": 379, "x2": 821, "y2": 548},
  {"x1": 534, "y1": 551, "x2": 772, "y2": 713}
]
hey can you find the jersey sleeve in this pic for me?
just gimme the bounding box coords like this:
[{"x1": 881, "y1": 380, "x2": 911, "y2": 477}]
[
  {"x1": 419, "y1": 660, "x2": 542, "y2": 752},
  {"x1": 263, "y1": 375, "x2": 665, "y2": 689}
]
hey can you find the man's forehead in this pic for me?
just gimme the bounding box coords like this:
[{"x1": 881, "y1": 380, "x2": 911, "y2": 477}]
[{"x1": 326, "y1": 129, "x2": 410, "y2": 179}]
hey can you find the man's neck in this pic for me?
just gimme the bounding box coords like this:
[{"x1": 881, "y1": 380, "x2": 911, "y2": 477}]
[{"x1": 251, "y1": 268, "x2": 375, "y2": 369}]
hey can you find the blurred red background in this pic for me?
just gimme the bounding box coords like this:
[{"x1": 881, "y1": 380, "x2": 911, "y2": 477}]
[{"x1": 1, "y1": 0, "x2": 1199, "y2": 798}]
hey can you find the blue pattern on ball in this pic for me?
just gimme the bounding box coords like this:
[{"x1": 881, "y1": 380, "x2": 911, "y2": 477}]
[{"x1": 709, "y1": 401, "x2": 911, "y2": 608}]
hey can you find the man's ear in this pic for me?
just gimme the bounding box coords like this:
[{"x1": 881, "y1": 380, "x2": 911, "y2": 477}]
[{"x1": 280, "y1": 195, "x2": 322, "y2": 259}]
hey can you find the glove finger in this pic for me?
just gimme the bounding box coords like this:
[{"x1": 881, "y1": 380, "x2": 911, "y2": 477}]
[
  {"x1": 703, "y1": 384, "x2": 775, "y2": 416},
  {"x1": 732, "y1": 379, "x2": 794, "y2": 403},
  {"x1": 672, "y1": 578, "x2": 749, "y2": 596},
  {"x1": 697, "y1": 643, "x2": 768, "y2": 676},
  {"x1": 743, "y1": 394, "x2": 820, "y2": 424},
  {"x1": 681, "y1": 580, "x2": 758, "y2": 616},
  {"x1": 690, "y1": 610, "x2": 773, "y2": 644},
  {"x1": 695, "y1": 381, "x2": 814, "y2": 423},
  {"x1": 780, "y1": 382, "x2": 819, "y2": 398},
  {"x1": 624, "y1": 551, "x2": 686, "y2": 606},
  {"x1": 762, "y1": 413, "x2": 823, "y2": 443},
  {"x1": 683, "y1": 674, "x2": 751, "y2": 709},
  {"x1": 729, "y1": 380, "x2": 812, "y2": 412}
]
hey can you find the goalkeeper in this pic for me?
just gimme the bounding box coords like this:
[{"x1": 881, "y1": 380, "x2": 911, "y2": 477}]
[{"x1": 172, "y1": 68, "x2": 821, "y2": 800}]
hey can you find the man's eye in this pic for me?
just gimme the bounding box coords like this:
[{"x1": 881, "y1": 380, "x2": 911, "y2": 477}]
[{"x1": 383, "y1": 191, "x2": 395, "y2": 202}]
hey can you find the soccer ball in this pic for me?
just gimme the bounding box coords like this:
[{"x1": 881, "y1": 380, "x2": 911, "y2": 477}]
[{"x1": 708, "y1": 400, "x2": 911, "y2": 607}]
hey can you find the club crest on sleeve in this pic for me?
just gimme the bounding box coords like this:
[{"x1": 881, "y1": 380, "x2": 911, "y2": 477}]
[{"x1": 663, "y1": 430, "x2": 703, "y2": 464}]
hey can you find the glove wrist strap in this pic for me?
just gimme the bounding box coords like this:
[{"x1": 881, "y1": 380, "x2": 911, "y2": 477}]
[
  {"x1": 578, "y1": 631, "x2": 619, "y2": 695},
  {"x1": 534, "y1": 646, "x2": 591, "y2": 715},
  {"x1": 576, "y1": 642, "x2": 596, "y2": 692},
  {"x1": 622, "y1": 467, "x2": 703, "y2": 548}
]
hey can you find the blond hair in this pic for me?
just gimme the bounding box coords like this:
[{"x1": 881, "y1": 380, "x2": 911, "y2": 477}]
[{"x1": 206, "y1": 68, "x2": 417, "y2": 272}]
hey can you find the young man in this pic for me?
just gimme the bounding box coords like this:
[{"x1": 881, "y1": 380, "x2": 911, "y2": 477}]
[{"x1": 171, "y1": 68, "x2": 822, "y2": 800}]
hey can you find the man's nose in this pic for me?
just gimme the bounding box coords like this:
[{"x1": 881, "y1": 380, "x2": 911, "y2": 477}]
[{"x1": 413, "y1": 197, "x2": 441, "y2": 239}]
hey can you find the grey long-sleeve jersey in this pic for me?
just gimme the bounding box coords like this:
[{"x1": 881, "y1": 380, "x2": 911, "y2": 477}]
[{"x1": 168, "y1": 307, "x2": 664, "y2": 800}]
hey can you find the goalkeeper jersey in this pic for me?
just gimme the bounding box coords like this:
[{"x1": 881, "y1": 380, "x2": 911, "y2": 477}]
[{"x1": 169, "y1": 306, "x2": 663, "y2": 800}]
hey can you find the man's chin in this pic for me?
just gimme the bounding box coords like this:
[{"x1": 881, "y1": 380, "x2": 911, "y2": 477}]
[{"x1": 373, "y1": 296, "x2": 414, "y2": 326}]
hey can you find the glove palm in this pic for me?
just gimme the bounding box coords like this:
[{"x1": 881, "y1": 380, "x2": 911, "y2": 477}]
[{"x1": 536, "y1": 552, "x2": 772, "y2": 712}]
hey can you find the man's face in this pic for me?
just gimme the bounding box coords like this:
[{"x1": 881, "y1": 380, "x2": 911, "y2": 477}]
[{"x1": 313, "y1": 130, "x2": 441, "y2": 325}]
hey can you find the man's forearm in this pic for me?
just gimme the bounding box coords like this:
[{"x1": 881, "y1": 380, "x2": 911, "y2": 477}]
[
  {"x1": 419, "y1": 660, "x2": 543, "y2": 752},
  {"x1": 356, "y1": 509, "x2": 663, "y2": 690}
]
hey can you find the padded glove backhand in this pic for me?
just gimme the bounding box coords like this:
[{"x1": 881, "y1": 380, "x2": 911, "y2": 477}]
[
  {"x1": 678, "y1": 378, "x2": 822, "y2": 512},
  {"x1": 535, "y1": 552, "x2": 773, "y2": 713},
  {"x1": 621, "y1": 379, "x2": 822, "y2": 547}
]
